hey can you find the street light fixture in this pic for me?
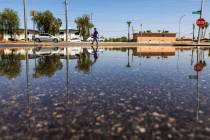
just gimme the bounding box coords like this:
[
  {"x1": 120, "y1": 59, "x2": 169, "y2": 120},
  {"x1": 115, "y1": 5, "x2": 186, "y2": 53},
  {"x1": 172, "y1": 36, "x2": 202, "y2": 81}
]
[{"x1": 178, "y1": 15, "x2": 185, "y2": 39}]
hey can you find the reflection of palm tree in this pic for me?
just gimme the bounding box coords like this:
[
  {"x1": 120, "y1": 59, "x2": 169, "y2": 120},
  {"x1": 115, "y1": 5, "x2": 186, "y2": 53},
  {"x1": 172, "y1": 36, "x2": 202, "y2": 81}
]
[
  {"x1": 33, "y1": 55, "x2": 63, "y2": 78},
  {"x1": 0, "y1": 52, "x2": 22, "y2": 79},
  {"x1": 76, "y1": 49, "x2": 95, "y2": 74}
]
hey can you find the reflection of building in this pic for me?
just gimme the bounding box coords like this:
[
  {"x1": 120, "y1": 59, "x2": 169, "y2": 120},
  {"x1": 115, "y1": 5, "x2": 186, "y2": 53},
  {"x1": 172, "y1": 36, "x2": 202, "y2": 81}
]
[
  {"x1": 133, "y1": 33, "x2": 176, "y2": 43},
  {"x1": 133, "y1": 47, "x2": 176, "y2": 57}
]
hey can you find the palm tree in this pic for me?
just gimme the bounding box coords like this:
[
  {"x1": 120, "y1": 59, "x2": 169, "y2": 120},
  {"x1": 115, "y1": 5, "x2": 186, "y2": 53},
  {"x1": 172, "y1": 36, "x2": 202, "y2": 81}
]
[
  {"x1": 204, "y1": 22, "x2": 209, "y2": 39},
  {"x1": 75, "y1": 15, "x2": 94, "y2": 41},
  {"x1": 127, "y1": 21, "x2": 132, "y2": 42}
]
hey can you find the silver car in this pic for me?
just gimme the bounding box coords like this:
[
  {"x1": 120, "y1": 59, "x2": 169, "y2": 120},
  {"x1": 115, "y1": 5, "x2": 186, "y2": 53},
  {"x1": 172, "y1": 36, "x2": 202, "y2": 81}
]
[{"x1": 34, "y1": 33, "x2": 61, "y2": 43}]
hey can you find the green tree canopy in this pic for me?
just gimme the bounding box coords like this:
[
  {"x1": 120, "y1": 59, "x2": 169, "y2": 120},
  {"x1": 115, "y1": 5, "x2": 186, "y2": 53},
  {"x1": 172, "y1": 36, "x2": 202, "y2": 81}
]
[
  {"x1": 0, "y1": 8, "x2": 20, "y2": 38},
  {"x1": 33, "y1": 10, "x2": 62, "y2": 35},
  {"x1": 75, "y1": 15, "x2": 94, "y2": 40}
]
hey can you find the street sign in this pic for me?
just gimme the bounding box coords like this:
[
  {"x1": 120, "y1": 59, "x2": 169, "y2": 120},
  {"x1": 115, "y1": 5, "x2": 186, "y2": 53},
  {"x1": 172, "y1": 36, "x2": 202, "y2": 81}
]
[
  {"x1": 192, "y1": 10, "x2": 201, "y2": 15},
  {"x1": 194, "y1": 63, "x2": 203, "y2": 72},
  {"x1": 196, "y1": 18, "x2": 206, "y2": 28},
  {"x1": 188, "y1": 75, "x2": 198, "y2": 80}
]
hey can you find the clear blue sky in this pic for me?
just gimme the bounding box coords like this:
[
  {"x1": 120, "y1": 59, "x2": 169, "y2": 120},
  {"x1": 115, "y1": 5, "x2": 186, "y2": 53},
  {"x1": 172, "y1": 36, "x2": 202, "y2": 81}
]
[{"x1": 0, "y1": 0, "x2": 210, "y2": 38}]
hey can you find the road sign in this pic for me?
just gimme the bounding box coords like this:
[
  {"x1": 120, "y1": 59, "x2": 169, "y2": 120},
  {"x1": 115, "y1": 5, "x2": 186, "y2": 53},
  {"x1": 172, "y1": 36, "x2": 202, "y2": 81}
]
[
  {"x1": 192, "y1": 10, "x2": 201, "y2": 15},
  {"x1": 188, "y1": 75, "x2": 198, "y2": 80},
  {"x1": 196, "y1": 18, "x2": 206, "y2": 28},
  {"x1": 194, "y1": 63, "x2": 203, "y2": 72}
]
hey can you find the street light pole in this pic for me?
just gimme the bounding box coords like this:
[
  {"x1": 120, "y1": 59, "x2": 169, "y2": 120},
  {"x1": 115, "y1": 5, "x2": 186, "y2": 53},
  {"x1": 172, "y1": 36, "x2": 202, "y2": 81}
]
[
  {"x1": 179, "y1": 15, "x2": 185, "y2": 39},
  {"x1": 90, "y1": 12, "x2": 93, "y2": 34},
  {"x1": 198, "y1": 0, "x2": 205, "y2": 44},
  {"x1": 64, "y1": 0, "x2": 69, "y2": 42},
  {"x1": 23, "y1": 0, "x2": 28, "y2": 41}
]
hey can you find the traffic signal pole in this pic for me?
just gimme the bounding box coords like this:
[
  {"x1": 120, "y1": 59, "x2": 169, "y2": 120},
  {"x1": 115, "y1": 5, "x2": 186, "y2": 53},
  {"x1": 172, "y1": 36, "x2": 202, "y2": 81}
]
[{"x1": 197, "y1": 0, "x2": 204, "y2": 45}]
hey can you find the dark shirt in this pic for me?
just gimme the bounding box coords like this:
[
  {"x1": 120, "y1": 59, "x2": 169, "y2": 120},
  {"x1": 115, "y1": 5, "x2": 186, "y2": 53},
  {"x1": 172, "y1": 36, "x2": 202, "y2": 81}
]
[{"x1": 93, "y1": 31, "x2": 98, "y2": 39}]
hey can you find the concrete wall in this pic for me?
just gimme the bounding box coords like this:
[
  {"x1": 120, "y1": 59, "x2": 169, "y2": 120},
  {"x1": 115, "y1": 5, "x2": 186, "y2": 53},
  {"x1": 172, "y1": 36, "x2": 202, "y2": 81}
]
[{"x1": 137, "y1": 37, "x2": 176, "y2": 43}]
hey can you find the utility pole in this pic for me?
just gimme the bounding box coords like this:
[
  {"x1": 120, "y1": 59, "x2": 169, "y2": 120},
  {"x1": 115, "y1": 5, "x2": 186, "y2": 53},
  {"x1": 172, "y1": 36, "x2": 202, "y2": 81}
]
[
  {"x1": 90, "y1": 13, "x2": 93, "y2": 34},
  {"x1": 193, "y1": 24, "x2": 195, "y2": 41},
  {"x1": 140, "y1": 24, "x2": 143, "y2": 42},
  {"x1": 64, "y1": 0, "x2": 69, "y2": 42},
  {"x1": 23, "y1": 0, "x2": 28, "y2": 41},
  {"x1": 178, "y1": 15, "x2": 185, "y2": 39},
  {"x1": 198, "y1": 0, "x2": 204, "y2": 44}
]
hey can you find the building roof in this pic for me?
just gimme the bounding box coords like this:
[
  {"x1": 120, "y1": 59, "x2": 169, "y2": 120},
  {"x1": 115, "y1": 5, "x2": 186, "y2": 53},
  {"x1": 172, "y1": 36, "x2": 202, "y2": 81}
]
[{"x1": 134, "y1": 32, "x2": 176, "y2": 37}]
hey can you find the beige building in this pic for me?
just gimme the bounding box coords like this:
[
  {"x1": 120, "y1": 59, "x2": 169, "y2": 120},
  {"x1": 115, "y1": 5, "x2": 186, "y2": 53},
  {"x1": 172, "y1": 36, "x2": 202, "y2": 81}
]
[{"x1": 133, "y1": 32, "x2": 176, "y2": 43}]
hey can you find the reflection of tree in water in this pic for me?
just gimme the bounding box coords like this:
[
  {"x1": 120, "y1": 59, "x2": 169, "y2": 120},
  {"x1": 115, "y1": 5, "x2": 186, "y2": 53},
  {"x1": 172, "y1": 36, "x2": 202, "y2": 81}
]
[
  {"x1": 0, "y1": 52, "x2": 22, "y2": 79},
  {"x1": 76, "y1": 49, "x2": 95, "y2": 74},
  {"x1": 33, "y1": 55, "x2": 63, "y2": 78}
]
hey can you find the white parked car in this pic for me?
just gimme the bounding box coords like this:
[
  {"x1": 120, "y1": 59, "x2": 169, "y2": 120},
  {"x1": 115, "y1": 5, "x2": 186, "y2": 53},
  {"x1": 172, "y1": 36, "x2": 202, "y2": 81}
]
[
  {"x1": 87, "y1": 37, "x2": 93, "y2": 42},
  {"x1": 87, "y1": 48, "x2": 104, "y2": 54},
  {"x1": 87, "y1": 37, "x2": 105, "y2": 42},
  {"x1": 34, "y1": 33, "x2": 61, "y2": 43},
  {"x1": 33, "y1": 47, "x2": 61, "y2": 56},
  {"x1": 70, "y1": 38, "x2": 82, "y2": 42},
  {"x1": 59, "y1": 47, "x2": 82, "y2": 56}
]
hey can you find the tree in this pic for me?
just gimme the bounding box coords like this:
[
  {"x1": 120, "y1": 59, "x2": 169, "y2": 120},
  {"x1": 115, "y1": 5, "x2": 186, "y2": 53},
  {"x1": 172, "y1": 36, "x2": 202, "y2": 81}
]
[
  {"x1": 75, "y1": 15, "x2": 94, "y2": 40},
  {"x1": 33, "y1": 10, "x2": 62, "y2": 35},
  {"x1": 204, "y1": 22, "x2": 209, "y2": 38},
  {"x1": 127, "y1": 21, "x2": 132, "y2": 41},
  {"x1": 0, "y1": 8, "x2": 20, "y2": 38}
]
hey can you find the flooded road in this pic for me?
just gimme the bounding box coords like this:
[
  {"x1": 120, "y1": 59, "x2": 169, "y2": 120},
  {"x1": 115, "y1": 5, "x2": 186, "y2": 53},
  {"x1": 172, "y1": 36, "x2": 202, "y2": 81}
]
[{"x1": 0, "y1": 46, "x2": 210, "y2": 140}]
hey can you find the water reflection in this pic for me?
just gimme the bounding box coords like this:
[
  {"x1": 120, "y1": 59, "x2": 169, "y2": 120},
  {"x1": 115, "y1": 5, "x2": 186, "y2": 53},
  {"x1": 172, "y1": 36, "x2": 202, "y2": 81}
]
[
  {"x1": 25, "y1": 49, "x2": 33, "y2": 129},
  {"x1": 75, "y1": 48, "x2": 100, "y2": 74},
  {"x1": 33, "y1": 55, "x2": 63, "y2": 78},
  {"x1": 66, "y1": 47, "x2": 71, "y2": 104},
  {"x1": 193, "y1": 47, "x2": 207, "y2": 121},
  {"x1": 0, "y1": 49, "x2": 23, "y2": 79},
  {"x1": 1, "y1": 46, "x2": 210, "y2": 139},
  {"x1": 126, "y1": 48, "x2": 131, "y2": 68}
]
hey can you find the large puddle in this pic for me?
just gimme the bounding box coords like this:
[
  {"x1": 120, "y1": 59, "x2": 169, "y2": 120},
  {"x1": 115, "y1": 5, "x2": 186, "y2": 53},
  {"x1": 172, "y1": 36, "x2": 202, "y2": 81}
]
[{"x1": 0, "y1": 46, "x2": 210, "y2": 140}]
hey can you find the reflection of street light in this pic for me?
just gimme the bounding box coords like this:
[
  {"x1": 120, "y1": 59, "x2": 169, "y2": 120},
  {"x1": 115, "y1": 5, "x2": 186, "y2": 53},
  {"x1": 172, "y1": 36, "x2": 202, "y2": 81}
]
[
  {"x1": 66, "y1": 47, "x2": 70, "y2": 104},
  {"x1": 25, "y1": 49, "x2": 32, "y2": 128},
  {"x1": 126, "y1": 48, "x2": 131, "y2": 68},
  {"x1": 178, "y1": 15, "x2": 185, "y2": 39},
  {"x1": 23, "y1": 0, "x2": 28, "y2": 41}
]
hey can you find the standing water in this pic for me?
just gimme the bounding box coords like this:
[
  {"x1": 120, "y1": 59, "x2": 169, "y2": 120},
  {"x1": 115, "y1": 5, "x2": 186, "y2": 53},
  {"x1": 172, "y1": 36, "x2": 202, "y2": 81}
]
[{"x1": 0, "y1": 46, "x2": 210, "y2": 140}]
